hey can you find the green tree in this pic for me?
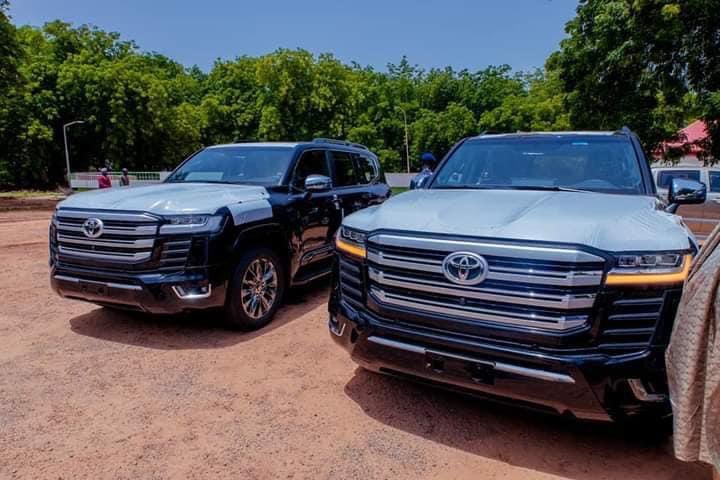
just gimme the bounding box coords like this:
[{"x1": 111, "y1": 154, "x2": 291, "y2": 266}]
[{"x1": 555, "y1": 0, "x2": 719, "y2": 159}]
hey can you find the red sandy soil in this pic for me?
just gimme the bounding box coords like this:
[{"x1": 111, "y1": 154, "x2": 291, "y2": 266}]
[{"x1": 0, "y1": 209, "x2": 711, "y2": 479}]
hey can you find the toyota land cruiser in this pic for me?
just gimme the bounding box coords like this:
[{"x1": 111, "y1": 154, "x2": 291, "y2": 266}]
[
  {"x1": 329, "y1": 129, "x2": 706, "y2": 421},
  {"x1": 50, "y1": 139, "x2": 390, "y2": 329}
]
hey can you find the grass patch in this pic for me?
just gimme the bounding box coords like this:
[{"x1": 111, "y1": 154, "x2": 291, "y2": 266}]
[{"x1": 391, "y1": 187, "x2": 409, "y2": 195}]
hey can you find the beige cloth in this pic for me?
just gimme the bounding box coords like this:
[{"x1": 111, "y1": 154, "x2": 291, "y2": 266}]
[{"x1": 666, "y1": 224, "x2": 720, "y2": 468}]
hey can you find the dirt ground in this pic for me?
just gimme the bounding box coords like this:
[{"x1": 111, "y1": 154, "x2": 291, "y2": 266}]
[{"x1": 0, "y1": 208, "x2": 712, "y2": 480}]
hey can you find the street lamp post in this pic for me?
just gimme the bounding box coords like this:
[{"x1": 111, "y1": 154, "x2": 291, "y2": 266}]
[
  {"x1": 395, "y1": 106, "x2": 410, "y2": 173},
  {"x1": 63, "y1": 120, "x2": 85, "y2": 187}
]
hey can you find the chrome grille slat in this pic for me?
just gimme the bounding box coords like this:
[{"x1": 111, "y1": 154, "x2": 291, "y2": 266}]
[
  {"x1": 370, "y1": 287, "x2": 587, "y2": 331},
  {"x1": 57, "y1": 223, "x2": 157, "y2": 236},
  {"x1": 368, "y1": 267, "x2": 596, "y2": 309},
  {"x1": 367, "y1": 249, "x2": 604, "y2": 288},
  {"x1": 58, "y1": 246, "x2": 152, "y2": 262},
  {"x1": 57, "y1": 234, "x2": 154, "y2": 249},
  {"x1": 370, "y1": 234, "x2": 605, "y2": 263}
]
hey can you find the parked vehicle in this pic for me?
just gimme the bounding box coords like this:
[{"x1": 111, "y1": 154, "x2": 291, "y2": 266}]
[
  {"x1": 330, "y1": 129, "x2": 705, "y2": 421},
  {"x1": 50, "y1": 139, "x2": 391, "y2": 329},
  {"x1": 652, "y1": 166, "x2": 720, "y2": 242}
]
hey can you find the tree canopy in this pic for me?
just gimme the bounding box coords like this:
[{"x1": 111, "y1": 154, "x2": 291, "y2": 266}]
[{"x1": 1, "y1": 1, "x2": 719, "y2": 189}]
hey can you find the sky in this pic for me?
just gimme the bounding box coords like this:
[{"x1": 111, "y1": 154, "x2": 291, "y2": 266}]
[{"x1": 9, "y1": 0, "x2": 578, "y2": 73}]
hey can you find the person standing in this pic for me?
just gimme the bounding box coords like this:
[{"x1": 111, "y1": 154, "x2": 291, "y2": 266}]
[
  {"x1": 666, "y1": 223, "x2": 720, "y2": 478},
  {"x1": 97, "y1": 168, "x2": 112, "y2": 189},
  {"x1": 410, "y1": 152, "x2": 437, "y2": 189},
  {"x1": 120, "y1": 168, "x2": 130, "y2": 186}
]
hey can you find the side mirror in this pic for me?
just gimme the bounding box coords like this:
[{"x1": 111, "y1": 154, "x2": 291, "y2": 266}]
[
  {"x1": 304, "y1": 174, "x2": 332, "y2": 193},
  {"x1": 667, "y1": 178, "x2": 707, "y2": 213}
]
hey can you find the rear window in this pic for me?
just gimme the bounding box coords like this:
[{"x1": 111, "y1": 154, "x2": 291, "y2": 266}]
[{"x1": 657, "y1": 170, "x2": 701, "y2": 189}]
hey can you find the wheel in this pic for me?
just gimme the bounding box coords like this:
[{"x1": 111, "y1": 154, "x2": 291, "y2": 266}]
[{"x1": 224, "y1": 247, "x2": 286, "y2": 330}]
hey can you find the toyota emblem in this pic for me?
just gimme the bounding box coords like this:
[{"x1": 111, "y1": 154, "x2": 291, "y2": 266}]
[
  {"x1": 82, "y1": 218, "x2": 104, "y2": 238},
  {"x1": 442, "y1": 252, "x2": 488, "y2": 286}
]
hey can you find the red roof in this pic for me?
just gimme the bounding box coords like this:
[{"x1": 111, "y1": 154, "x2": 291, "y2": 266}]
[{"x1": 663, "y1": 120, "x2": 709, "y2": 155}]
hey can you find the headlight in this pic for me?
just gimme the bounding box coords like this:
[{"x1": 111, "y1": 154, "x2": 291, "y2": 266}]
[
  {"x1": 605, "y1": 253, "x2": 692, "y2": 286},
  {"x1": 335, "y1": 226, "x2": 367, "y2": 258},
  {"x1": 159, "y1": 214, "x2": 225, "y2": 235}
]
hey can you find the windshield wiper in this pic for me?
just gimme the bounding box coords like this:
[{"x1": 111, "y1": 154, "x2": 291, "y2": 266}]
[
  {"x1": 433, "y1": 184, "x2": 591, "y2": 193},
  {"x1": 505, "y1": 185, "x2": 592, "y2": 193}
]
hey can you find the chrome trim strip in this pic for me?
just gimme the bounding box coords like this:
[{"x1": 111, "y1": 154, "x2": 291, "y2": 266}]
[
  {"x1": 56, "y1": 210, "x2": 159, "y2": 223},
  {"x1": 367, "y1": 250, "x2": 603, "y2": 287},
  {"x1": 628, "y1": 379, "x2": 667, "y2": 402},
  {"x1": 57, "y1": 235, "x2": 155, "y2": 249},
  {"x1": 370, "y1": 287, "x2": 587, "y2": 331},
  {"x1": 171, "y1": 284, "x2": 212, "y2": 300},
  {"x1": 57, "y1": 223, "x2": 157, "y2": 236},
  {"x1": 58, "y1": 246, "x2": 152, "y2": 262},
  {"x1": 368, "y1": 267, "x2": 596, "y2": 309},
  {"x1": 369, "y1": 234, "x2": 604, "y2": 263},
  {"x1": 367, "y1": 336, "x2": 575, "y2": 384},
  {"x1": 53, "y1": 275, "x2": 143, "y2": 291}
]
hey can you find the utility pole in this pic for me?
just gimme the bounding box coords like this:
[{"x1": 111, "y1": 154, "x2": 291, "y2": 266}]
[
  {"x1": 396, "y1": 106, "x2": 410, "y2": 173},
  {"x1": 63, "y1": 120, "x2": 85, "y2": 187}
]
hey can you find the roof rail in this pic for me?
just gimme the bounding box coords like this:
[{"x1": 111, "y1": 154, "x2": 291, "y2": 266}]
[
  {"x1": 616, "y1": 126, "x2": 633, "y2": 135},
  {"x1": 312, "y1": 138, "x2": 369, "y2": 150}
]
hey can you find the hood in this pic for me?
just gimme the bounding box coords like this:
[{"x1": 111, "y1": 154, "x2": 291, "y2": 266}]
[
  {"x1": 343, "y1": 189, "x2": 691, "y2": 253},
  {"x1": 58, "y1": 183, "x2": 270, "y2": 215}
]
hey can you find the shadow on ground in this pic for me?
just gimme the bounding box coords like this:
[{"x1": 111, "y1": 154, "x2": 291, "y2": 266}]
[
  {"x1": 344, "y1": 368, "x2": 711, "y2": 480},
  {"x1": 69, "y1": 280, "x2": 329, "y2": 350}
]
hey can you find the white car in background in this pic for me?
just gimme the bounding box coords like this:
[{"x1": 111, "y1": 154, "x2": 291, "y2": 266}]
[{"x1": 652, "y1": 166, "x2": 720, "y2": 242}]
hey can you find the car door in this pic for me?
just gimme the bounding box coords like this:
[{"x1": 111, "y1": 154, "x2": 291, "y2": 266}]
[
  {"x1": 289, "y1": 149, "x2": 340, "y2": 268},
  {"x1": 329, "y1": 150, "x2": 366, "y2": 219},
  {"x1": 656, "y1": 168, "x2": 706, "y2": 239},
  {"x1": 703, "y1": 169, "x2": 720, "y2": 239}
]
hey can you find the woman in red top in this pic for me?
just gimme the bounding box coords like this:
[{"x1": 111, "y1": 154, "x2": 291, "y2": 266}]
[{"x1": 98, "y1": 168, "x2": 112, "y2": 189}]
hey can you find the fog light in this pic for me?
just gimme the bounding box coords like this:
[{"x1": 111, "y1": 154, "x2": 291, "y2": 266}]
[{"x1": 172, "y1": 282, "x2": 212, "y2": 300}]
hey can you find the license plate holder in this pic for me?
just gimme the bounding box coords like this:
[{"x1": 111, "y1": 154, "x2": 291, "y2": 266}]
[{"x1": 79, "y1": 282, "x2": 107, "y2": 296}]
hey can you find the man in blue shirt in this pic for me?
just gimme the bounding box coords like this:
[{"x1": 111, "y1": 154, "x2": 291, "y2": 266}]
[{"x1": 410, "y1": 152, "x2": 437, "y2": 189}]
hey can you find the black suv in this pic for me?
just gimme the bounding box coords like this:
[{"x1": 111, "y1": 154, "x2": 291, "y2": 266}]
[{"x1": 50, "y1": 139, "x2": 391, "y2": 329}]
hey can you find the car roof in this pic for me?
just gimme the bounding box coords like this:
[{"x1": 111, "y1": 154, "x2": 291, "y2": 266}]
[
  {"x1": 470, "y1": 131, "x2": 621, "y2": 140},
  {"x1": 206, "y1": 142, "x2": 300, "y2": 149},
  {"x1": 206, "y1": 141, "x2": 372, "y2": 154}
]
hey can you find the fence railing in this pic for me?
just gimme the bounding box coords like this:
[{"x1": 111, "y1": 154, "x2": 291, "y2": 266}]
[
  {"x1": 70, "y1": 171, "x2": 414, "y2": 189},
  {"x1": 70, "y1": 171, "x2": 170, "y2": 189}
]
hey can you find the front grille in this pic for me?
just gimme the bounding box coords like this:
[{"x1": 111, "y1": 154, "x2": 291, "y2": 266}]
[
  {"x1": 598, "y1": 293, "x2": 665, "y2": 351},
  {"x1": 338, "y1": 254, "x2": 364, "y2": 307},
  {"x1": 364, "y1": 233, "x2": 607, "y2": 332},
  {"x1": 55, "y1": 210, "x2": 159, "y2": 264}
]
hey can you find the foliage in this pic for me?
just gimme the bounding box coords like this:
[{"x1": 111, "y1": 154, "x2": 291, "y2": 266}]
[
  {"x1": 555, "y1": 0, "x2": 720, "y2": 160},
  {"x1": 4, "y1": 0, "x2": 720, "y2": 188}
]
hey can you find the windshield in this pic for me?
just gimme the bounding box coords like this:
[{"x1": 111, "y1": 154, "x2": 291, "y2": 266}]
[
  {"x1": 432, "y1": 136, "x2": 645, "y2": 194},
  {"x1": 165, "y1": 146, "x2": 294, "y2": 185}
]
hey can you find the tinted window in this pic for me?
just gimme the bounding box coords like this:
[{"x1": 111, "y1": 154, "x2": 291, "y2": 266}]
[
  {"x1": 432, "y1": 136, "x2": 644, "y2": 194},
  {"x1": 657, "y1": 170, "x2": 701, "y2": 188},
  {"x1": 355, "y1": 155, "x2": 377, "y2": 184},
  {"x1": 292, "y1": 150, "x2": 330, "y2": 188},
  {"x1": 165, "y1": 147, "x2": 293, "y2": 185},
  {"x1": 710, "y1": 171, "x2": 720, "y2": 193},
  {"x1": 331, "y1": 151, "x2": 357, "y2": 187}
]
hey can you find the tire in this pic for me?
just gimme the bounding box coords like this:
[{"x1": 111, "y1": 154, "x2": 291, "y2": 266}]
[{"x1": 224, "y1": 247, "x2": 286, "y2": 330}]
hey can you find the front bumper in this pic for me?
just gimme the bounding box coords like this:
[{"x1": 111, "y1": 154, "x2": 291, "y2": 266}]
[
  {"x1": 329, "y1": 299, "x2": 670, "y2": 422},
  {"x1": 50, "y1": 265, "x2": 227, "y2": 314}
]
